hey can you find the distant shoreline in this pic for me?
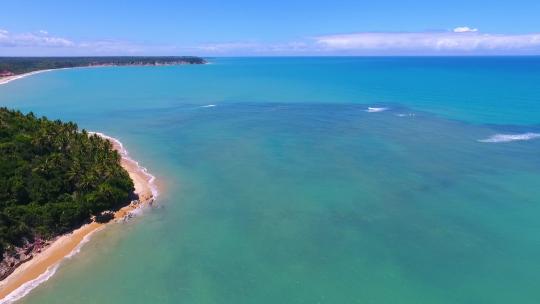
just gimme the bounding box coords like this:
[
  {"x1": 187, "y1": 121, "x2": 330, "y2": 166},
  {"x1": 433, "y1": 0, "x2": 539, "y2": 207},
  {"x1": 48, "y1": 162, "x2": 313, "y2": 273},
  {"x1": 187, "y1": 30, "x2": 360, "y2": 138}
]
[
  {"x1": 0, "y1": 133, "x2": 158, "y2": 303},
  {"x1": 0, "y1": 63, "x2": 207, "y2": 87},
  {"x1": 0, "y1": 56, "x2": 207, "y2": 85},
  {"x1": 0, "y1": 69, "x2": 60, "y2": 85}
]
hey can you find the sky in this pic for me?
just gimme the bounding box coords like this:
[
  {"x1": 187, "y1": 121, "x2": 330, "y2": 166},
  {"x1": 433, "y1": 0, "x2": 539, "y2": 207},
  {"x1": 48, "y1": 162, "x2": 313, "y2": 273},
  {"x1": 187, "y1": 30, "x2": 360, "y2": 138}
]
[{"x1": 1, "y1": 0, "x2": 540, "y2": 56}]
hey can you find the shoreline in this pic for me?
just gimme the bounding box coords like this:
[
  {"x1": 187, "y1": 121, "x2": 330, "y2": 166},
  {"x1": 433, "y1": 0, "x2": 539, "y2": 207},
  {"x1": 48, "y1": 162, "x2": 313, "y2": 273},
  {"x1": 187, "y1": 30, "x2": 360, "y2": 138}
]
[
  {"x1": 0, "y1": 133, "x2": 158, "y2": 303},
  {"x1": 0, "y1": 69, "x2": 57, "y2": 86},
  {"x1": 0, "y1": 60, "x2": 209, "y2": 86}
]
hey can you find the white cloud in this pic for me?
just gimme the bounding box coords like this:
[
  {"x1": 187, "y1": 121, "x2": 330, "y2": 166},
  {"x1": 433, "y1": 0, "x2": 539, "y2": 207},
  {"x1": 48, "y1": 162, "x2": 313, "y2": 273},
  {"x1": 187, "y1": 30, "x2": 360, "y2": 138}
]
[
  {"x1": 195, "y1": 42, "x2": 262, "y2": 52},
  {"x1": 453, "y1": 26, "x2": 478, "y2": 33},
  {"x1": 192, "y1": 41, "x2": 312, "y2": 54},
  {"x1": 0, "y1": 29, "x2": 174, "y2": 55},
  {"x1": 0, "y1": 30, "x2": 74, "y2": 47},
  {"x1": 78, "y1": 40, "x2": 142, "y2": 53},
  {"x1": 2, "y1": 27, "x2": 540, "y2": 56},
  {"x1": 188, "y1": 28, "x2": 540, "y2": 56},
  {"x1": 314, "y1": 31, "x2": 540, "y2": 53}
]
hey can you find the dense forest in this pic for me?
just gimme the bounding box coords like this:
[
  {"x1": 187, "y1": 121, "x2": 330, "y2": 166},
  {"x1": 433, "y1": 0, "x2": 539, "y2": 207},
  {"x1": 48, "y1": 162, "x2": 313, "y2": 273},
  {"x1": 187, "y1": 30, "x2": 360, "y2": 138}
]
[
  {"x1": 0, "y1": 56, "x2": 206, "y2": 76},
  {"x1": 0, "y1": 108, "x2": 134, "y2": 256}
]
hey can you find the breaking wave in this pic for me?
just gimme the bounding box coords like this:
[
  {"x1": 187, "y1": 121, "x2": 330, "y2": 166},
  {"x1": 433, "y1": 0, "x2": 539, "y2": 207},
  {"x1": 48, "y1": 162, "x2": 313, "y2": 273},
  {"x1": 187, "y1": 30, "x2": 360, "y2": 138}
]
[
  {"x1": 366, "y1": 107, "x2": 388, "y2": 113},
  {"x1": 478, "y1": 132, "x2": 540, "y2": 143},
  {"x1": 396, "y1": 113, "x2": 416, "y2": 117},
  {"x1": 0, "y1": 265, "x2": 59, "y2": 304},
  {"x1": 0, "y1": 227, "x2": 103, "y2": 304}
]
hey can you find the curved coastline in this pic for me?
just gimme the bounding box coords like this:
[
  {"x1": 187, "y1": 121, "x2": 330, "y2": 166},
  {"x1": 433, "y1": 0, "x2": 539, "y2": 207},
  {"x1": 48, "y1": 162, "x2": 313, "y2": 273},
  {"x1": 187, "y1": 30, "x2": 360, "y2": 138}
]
[
  {"x1": 0, "y1": 58, "x2": 209, "y2": 86},
  {"x1": 0, "y1": 69, "x2": 57, "y2": 86},
  {"x1": 0, "y1": 133, "x2": 158, "y2": 303}
]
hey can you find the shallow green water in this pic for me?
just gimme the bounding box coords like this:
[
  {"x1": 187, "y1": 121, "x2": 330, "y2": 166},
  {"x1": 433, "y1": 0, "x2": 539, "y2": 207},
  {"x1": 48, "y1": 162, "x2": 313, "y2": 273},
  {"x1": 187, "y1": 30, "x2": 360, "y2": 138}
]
[{"x1": 1, "y1": 57, "x2": 540, "y2": 303}]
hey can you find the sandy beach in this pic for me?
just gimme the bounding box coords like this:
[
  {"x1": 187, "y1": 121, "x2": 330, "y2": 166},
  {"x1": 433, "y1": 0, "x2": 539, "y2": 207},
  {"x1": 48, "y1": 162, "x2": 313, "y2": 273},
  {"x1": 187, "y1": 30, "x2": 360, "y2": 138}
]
[
  {"x1": 0, "y1": 70, "x2": 55, "y2": 86},
  {"x1": 0, "y1": 59, "x2": 208, "y2": 86},
  {"x1": 0, "y1": 133, "x2": 157, "y2": 303}
]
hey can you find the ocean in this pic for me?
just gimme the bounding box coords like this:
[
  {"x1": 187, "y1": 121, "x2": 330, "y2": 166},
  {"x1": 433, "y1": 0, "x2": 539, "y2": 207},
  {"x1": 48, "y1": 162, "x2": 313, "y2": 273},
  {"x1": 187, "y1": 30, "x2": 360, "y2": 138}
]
[{"x1": 1, "y1": 57, "x2": 539, "y2": 303}]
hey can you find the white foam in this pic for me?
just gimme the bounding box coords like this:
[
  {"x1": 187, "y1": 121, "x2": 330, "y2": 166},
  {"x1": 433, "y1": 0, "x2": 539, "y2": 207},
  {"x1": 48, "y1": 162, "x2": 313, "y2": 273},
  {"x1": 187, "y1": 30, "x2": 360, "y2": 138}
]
[
  {"x1": 200, "y1": 104, "x2": 216, "y2": 108},
  {"x1": 396, "y1": 113, "x2": 415, "y2": 117},
  {"x1": 65, "y1": 227, "x2": 104, "y2": 259},
  {"x1": 127, "y1": 206, "x2": 146, "y2": 218},
  {"x1": 478, "y1": 132, "x2": 540, "y2": 143},
  {"x1": 0, "y1": 226, "x2": 104, "y2": 304},
  {"x1": 0, "y1": 264, "x2": 59, "y2": 304},
  {"x1": 366, "y1": 107, "x2": 388, "y2": 113},
  {"x1": 89, "y1": 132, "x2": 159, "y2": 198}
]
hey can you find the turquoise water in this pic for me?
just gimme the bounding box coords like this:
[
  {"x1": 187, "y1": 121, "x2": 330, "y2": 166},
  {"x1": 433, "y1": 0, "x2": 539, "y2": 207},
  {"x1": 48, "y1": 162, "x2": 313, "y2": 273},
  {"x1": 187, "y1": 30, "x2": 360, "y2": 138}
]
[{"x1": 1, "y1": 57, "x2": 540, "y2": 303}]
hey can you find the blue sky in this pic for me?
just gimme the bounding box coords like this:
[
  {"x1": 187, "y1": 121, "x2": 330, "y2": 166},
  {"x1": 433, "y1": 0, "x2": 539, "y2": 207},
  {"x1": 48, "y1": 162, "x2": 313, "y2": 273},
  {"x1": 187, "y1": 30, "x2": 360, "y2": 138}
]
[{"x1": 1, "y1": 0, "x2": 540, "y2": 56}]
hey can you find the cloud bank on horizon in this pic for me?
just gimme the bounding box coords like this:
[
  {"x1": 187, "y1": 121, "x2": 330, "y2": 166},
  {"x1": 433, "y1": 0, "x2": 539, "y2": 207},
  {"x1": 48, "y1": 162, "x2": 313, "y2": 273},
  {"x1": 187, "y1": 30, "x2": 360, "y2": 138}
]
[
  {"x1": 1, "y1": 27, "x2": 540, "y2": 56},
  {"x1": 0, "y1": 29, "x2": 175, "y2": 56},
  {"x1": 314, "y1": 27, "x2": 540, "y2": 54}
]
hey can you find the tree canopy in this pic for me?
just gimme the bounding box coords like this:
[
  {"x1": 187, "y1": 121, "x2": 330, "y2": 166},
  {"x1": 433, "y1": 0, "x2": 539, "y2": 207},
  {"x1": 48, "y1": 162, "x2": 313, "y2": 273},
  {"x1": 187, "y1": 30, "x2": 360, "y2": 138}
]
[
  {"x1": 0, "y1": 56, "x2": 206, "y2": 76},
  {"x1": 0, "y1": 108, "x2": 134, "y2": 255}
]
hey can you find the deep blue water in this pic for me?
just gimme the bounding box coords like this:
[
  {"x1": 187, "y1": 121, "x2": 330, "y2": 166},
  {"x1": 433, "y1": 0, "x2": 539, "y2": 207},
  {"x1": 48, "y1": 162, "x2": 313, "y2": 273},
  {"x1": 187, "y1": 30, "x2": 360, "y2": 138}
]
[{"x1": 1, "y1": 57, "x2": 540, "y2": 303}]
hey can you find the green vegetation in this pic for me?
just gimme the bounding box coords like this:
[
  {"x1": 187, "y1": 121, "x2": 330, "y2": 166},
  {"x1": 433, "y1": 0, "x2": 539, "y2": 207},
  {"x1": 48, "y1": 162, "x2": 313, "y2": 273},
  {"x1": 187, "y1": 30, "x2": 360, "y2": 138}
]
[
  {"x1": 0, "y1": 56, "x2": 206, "y2": 76},
  {"x1": 0, "y1": 108, "x2": 134, "y2": 255}
]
